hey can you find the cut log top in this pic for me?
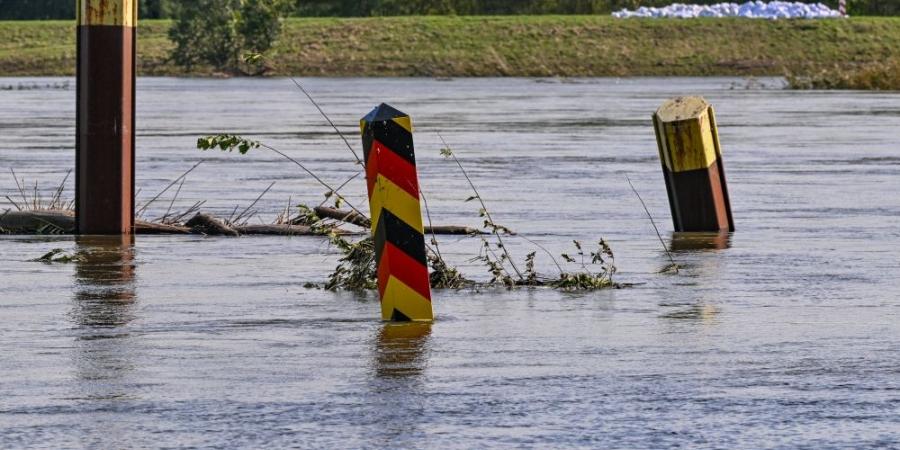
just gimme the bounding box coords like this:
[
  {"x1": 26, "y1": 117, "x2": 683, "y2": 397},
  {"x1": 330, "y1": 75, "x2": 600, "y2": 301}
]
[{"x1": 655, "y1": 96, "x2": 709, "y2": 123}]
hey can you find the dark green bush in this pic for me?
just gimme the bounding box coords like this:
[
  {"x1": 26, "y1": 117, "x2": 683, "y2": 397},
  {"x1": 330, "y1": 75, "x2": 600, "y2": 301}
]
[{"x1": 168, "y1": 0, "x2": 290, "y2": 74}]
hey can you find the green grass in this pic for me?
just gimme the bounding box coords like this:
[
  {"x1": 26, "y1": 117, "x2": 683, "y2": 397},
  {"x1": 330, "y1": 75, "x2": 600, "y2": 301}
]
[{"x1": 1, "y1": 16, "x2": 898, "y2": 79}]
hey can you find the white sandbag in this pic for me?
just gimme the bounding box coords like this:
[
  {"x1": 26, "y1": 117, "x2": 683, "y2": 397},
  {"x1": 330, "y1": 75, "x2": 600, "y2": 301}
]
[{"x1": 613, "y1": 1, "x2": 844, "y2": 19}]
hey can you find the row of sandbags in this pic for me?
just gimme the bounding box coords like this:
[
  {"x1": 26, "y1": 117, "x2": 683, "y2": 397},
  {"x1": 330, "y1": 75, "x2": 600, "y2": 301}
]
[{"x1": 613, "y1": 1, "x2": 844, "y2": 19}]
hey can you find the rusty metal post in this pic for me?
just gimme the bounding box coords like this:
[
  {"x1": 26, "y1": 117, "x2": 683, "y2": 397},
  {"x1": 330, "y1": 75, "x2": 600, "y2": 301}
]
[
  {"x1": 653, "y1": 96, "x2": 734, "y2": 233},
  {"x1": 76, "y1": 0, "x2": 137, "y2": 235}
]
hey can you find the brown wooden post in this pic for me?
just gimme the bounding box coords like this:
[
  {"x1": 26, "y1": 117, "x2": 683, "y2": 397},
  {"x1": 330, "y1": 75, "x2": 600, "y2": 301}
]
[
  {"x1": 76, "y1": 0, "x2": 137, "y2": 235},
  {"x1": 653, "y1": 96, "x2": 734, "y2": 233}
]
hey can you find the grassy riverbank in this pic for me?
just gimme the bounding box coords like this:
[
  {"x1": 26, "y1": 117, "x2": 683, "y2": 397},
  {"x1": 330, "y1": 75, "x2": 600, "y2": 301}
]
[{"x1": 1, "y1": 16, "x2": 898, "y2": 80}]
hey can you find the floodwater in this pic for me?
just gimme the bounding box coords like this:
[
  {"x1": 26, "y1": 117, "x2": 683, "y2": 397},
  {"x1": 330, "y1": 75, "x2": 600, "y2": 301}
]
[{"x1": 1, "y1": 77, "x2": 899, "y2": 449}]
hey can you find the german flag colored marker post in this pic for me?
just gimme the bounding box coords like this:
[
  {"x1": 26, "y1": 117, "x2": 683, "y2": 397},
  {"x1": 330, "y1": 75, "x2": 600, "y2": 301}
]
[
  {"x1": 653, "y1": 96, "x2": 734, "y2": 233},
  {"x1": 361, "y1": 104, "x2": 433, "y2": 322},
  {"x1": 76, "y1": 0, "x2": 137, "y2": 235}
]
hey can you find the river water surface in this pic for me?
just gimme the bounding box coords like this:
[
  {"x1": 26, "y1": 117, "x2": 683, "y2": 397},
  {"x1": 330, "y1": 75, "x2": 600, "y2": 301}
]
[{"x1": 1, "y1": 77, "x2": 899, "y2": 449}]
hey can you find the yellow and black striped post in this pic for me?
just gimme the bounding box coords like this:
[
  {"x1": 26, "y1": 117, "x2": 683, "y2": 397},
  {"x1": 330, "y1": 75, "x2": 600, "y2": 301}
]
[
  {"x1": 653, "y1": 96, "x2": 734, "y2": 233},
  {"x1": 76, "y1": 0, "x2": 137, "y2": 235},
  {"x1": 361, "y1": 104, "x2": 433, "y2": 322}
]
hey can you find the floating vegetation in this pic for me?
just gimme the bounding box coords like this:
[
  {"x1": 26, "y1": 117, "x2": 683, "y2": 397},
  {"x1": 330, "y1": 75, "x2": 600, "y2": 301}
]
[
  {"x1": 196, "y1": 130, "x2": 620, "y2": 292},
  {"x1": 441, "y1": 136, "x2": 618, "y2": 291},
  {"x1": 552, "y1": 240, "x2": 617, "y2": 290},
  {"x1": 31, "y1": 248, "x2": 85, "y2": 264},
  {"x1": 324, "y1": 235, "x2": 377, "y2": 292}
]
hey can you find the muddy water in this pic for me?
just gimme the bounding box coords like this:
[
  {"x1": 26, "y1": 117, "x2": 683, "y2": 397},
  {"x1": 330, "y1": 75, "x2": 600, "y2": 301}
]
[{"x1": 1, "y1": 78, "x2": 899, "y2": 449}]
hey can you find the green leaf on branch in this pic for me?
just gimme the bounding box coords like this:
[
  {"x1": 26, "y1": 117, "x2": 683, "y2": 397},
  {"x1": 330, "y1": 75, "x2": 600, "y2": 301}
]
[{"x1": 197, "y1": 135, "x2": 261, "y2": 154}]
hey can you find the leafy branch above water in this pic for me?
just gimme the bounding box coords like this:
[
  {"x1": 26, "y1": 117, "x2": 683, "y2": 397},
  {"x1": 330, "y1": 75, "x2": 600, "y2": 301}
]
[{"x1": 196, "y1": 132, "x2": 620, "y2": 292}]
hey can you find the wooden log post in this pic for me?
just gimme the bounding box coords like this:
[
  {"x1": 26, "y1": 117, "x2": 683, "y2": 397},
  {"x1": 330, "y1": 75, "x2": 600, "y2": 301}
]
[
  {"x1": 76, "y1": 0, "x2": 137, "y2": 235},
  {"x1": 361, "y1": 104, "x2": 433, "y2": 322},
  {"x1": 653, "y1": 96, "x2": 734, "y2": 233}
]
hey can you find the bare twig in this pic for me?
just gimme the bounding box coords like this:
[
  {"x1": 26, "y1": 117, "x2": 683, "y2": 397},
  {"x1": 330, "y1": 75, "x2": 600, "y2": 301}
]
[
  {"x1": 419, "y1": 187, "x2": 444, "y2": 262},
  {"x1": 275, "y1": 195, "x2": 293, "y2": 225},
  {"x1": 288, "y1": 77, "x2": 362, "y2": 164},
  {"x1": 5, "y1": 195, "x2": 22, "y2": 211},
  {"x1": 516, "y1": 234, "x2": 564, "y2": 275},
  {"x1": 50, "y1": 170, "x2": 72, "y2": 210},
  {"x1": 625, "y1": 175, "x2": 678, "y2": 272},
  {"x1": 170, "y1": 200, "x2": 206, "y2": 224},
  {"x1": 317, "y1": 171, "x2": 362, "y2": 209},
  {"x1": 157, "y1": 178, "x2": 185, "y2": 224},
  {"x1": 438, "y1": 133, "x2": 524, "y2": 280},
  {"x1": 234, "y1": 181, "x2": 275, "y2": 225},
  {"x1": 226, "y1": 204, "x2": 240, "y2": 224},
  {"x1": 257, "y1": 142, "x2": 369, "y2": 220},
  {"x1": 136, "y1": 160, "x2": 205, "y2": 216},
  {"x1": 10, "y1": 168, "x2": 28, "y2": 209}
]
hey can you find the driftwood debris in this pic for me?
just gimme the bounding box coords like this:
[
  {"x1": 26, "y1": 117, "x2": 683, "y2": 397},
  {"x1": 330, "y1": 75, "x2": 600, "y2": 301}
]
[
  {"x1": 424, "y1": 225, "x2": 484, "y2": 235},
  {"x1": 0, "y1": 210, "x2": 194, "y2": 235},
  {"x1": 185, "y1": 212, "x2": 239, "y2": 236},
  {"x1": 313, "y1": 206, "x2": 370, "y2": 228},
  {"x1": 135, "y1": 222, "x2": 191, "y2": 234},
  {"x1": 0, "y1": 210, "x2": 326, "y2": 237},
  {"x1": 312, "y1": 206, "x2": 483, "y2": 235},
  {"x1": 236, "y1": 224, "x2": 312, "y2": 236},
  {"x1": 0, "y1": 210, "x2": 75, "y2": 233}
]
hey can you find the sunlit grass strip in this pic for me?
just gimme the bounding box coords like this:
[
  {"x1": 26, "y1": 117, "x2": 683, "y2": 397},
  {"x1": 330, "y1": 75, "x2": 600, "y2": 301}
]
[{"x1": 0, "y1": 17, "x2": 899, "y2": 81}]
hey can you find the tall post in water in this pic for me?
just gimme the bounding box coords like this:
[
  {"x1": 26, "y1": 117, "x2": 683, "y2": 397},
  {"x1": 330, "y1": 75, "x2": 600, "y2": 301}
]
[
  {"x1": 361, "y1": 104, "x2": 433, "y2": 322},
  {"x1": 653, "y1": 96, "x2": 734, "y2": 233},
  {"x1": 76, "y1": 0, "x2": 137, "y2": 235}
]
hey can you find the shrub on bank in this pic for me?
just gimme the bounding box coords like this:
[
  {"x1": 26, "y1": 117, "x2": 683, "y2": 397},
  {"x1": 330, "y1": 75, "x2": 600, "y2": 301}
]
[
  {"x1": 1, "y1": 0, "x2": 898, "y2": 19},
  {"x1": 788, "y1": 59, "x2": 900, "y2": 90}
]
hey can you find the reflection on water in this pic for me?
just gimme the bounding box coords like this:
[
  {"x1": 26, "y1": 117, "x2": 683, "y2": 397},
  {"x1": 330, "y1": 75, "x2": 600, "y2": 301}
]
[
  {"x1": 660, "y1": 304, "x2": 720, "y2": 323},
  {"x1": 70, "y1": 236, "x2": 139, "y2": 402},
  {"x1": 662, "y1": 232, "x2": 727, "y2": 324},
  {"x1": 373, "y1": 322, "x2": 432, "y2": 378},
  {"x1": 669, "y1": 232, "x2": 731, "y2": 252},
  {"x1": 366, "y1": 322, "x2": 433, "y2": 446},
  {"x1": 71, "y1": 236, "x2": 137, "y2": 327}
]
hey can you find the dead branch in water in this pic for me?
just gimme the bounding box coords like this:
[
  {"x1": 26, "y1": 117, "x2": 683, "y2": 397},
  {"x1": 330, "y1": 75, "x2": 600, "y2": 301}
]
[
  {"x1": 312, "y1": 206, "x2": 483, "y2": 235},
  {"x1": 288, "y1": 77, "x2": 362, "y2": 165},
  {"x1": 625, "y1": 175, "x2": 678, "y2": 273},
  {"x1": 197, "y1": 135, "x2": 370, "y2": 221},
  {"x1": 312, "y1": 206, "x2": 370, "y2": 228},
  {"x1": 232, "y1": 181, "x2": 276, "y2": 226},
  {"x1": 185, "y1": 212, "x2": 239, "y2": 236},
  {"x1": 136, "y1": 160, "x2": 205, "y2": 217},
  {"x1": 0, "y1": 209, "x2": 341, "y2": 237}
]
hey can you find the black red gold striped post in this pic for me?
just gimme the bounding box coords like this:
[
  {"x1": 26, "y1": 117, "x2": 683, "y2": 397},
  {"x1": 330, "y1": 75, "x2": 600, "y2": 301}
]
[
  {"x1": 653, "y1": 96, "x2": 734, "y2": 233},
  {"x1": 76, "y1": 0, "x2": 137, "y2": 235},
  {"x1": 361, "y1": 104, "x2": 433, "y2": 322}
]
